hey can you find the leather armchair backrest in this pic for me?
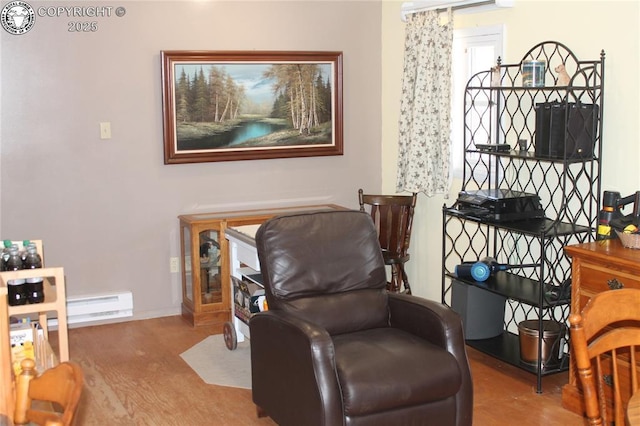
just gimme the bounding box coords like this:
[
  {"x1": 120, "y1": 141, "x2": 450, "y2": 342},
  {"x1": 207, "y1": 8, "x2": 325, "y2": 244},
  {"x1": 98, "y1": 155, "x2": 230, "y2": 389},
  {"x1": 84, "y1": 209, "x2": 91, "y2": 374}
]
[{"x1": 256, "y1": 210, "x2": 390, "y2": 335}]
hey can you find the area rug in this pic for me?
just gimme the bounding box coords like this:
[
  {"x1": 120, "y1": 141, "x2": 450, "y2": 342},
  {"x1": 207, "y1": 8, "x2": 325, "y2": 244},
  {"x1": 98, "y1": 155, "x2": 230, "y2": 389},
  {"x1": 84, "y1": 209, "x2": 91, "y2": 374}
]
[{"x1": 180, "y1": 334, "x2": 251, "y2": 389}]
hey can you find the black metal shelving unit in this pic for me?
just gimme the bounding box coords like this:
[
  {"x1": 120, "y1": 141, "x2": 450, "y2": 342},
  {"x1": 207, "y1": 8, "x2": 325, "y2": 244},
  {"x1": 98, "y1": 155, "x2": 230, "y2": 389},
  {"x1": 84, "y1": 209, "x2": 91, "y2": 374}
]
[{"x1": 441, "y1": 41, "x2": 604, "y2": 393}]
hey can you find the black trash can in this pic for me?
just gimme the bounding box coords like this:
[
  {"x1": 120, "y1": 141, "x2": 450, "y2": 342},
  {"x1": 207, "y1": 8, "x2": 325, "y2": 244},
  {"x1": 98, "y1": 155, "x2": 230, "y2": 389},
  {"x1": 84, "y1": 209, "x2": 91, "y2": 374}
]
[{"x1": 451, "y1": 280, "x2": 506, "y2": 340}]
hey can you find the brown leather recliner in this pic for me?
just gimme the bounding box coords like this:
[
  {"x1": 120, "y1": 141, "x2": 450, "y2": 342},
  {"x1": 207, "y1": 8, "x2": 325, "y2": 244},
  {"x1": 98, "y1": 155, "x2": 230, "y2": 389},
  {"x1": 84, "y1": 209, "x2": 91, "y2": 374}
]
[{"x1": 250, "y1": 210, "x2": 472, "y2": 426}]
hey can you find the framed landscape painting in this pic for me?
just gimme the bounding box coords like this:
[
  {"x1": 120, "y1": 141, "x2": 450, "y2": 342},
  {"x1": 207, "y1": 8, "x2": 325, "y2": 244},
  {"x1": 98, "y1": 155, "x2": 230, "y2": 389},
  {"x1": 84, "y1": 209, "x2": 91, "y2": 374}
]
[{"x1": 161, "y1": 50, "x2": 343, "y2": 164}]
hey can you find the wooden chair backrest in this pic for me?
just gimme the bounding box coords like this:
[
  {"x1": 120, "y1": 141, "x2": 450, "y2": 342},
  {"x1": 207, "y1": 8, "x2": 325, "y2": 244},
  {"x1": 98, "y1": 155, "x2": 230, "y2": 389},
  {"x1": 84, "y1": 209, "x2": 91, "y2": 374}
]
[
  {"x1": 358, "y1": 189, "x2": 417, "y2": 258},
  {"x1": 569, "y1": 288, "x2": 640, "y2": 425},
  {"x1": 14, "y1": 358, "x2": 84, "y2": 426}
]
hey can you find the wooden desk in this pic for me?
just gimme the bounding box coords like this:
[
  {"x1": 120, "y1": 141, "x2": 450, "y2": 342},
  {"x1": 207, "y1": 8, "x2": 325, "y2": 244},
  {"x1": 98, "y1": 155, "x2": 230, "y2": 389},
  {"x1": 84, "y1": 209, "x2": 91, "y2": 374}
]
[
  {"x1": 628, "y1": 391, "x2": 640, "y2": 426},
  {"x1": 562, "y1": 238, "x2": 640, "y2": 416}
]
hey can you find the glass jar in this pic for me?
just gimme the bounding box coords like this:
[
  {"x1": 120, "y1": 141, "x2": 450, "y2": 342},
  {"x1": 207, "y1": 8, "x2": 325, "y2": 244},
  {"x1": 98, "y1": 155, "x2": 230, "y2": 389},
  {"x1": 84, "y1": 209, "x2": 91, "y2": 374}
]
[{"x1": 522, "y1": 60, "x2": 546, "y2": 87}]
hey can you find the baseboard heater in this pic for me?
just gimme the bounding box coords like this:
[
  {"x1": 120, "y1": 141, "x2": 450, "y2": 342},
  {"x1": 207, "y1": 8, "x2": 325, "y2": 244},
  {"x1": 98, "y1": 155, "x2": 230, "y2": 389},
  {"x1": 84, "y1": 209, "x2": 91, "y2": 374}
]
[{"x1": 48, "y1": 291, "x2": 133, "y2": 327}]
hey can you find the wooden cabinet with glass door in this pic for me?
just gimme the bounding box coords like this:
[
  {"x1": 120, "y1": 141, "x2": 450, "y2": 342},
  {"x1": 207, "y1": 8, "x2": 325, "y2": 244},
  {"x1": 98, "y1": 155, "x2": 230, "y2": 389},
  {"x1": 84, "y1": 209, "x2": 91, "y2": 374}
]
[
  {"x1": 179, "y1": 214, "x2": 227, "y2": 328},
  {"x1": 179, "y1": 204, "x2": 344, "y2": 328}
]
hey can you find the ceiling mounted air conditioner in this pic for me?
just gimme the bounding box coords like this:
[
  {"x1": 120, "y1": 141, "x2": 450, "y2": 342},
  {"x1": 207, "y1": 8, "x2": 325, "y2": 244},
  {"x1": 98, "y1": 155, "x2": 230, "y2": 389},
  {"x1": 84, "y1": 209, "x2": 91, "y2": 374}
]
[{"x1": 401, "y1": 0, "x2": 514, "y2": 20}]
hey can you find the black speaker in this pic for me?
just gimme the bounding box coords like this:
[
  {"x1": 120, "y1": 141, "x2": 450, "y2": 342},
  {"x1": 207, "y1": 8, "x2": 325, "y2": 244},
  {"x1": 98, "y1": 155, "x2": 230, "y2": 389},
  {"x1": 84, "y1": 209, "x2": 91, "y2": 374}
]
[{"x1": 534, "y1": 101, "x2": 599, "y2": 159}]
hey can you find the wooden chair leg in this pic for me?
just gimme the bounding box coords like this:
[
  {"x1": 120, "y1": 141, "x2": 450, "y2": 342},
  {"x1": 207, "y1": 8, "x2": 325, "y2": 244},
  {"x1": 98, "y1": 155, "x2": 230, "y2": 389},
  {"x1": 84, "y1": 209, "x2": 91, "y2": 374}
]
[
  {"x1": 387, "y1": 264, "x2": 412, "y2": 294},
  {"x1": 400, "y1": 264, "x2": 411, "y2": 295},
  {"x1": 387, "y1": 264, "x2": 401, "y2": 293}
]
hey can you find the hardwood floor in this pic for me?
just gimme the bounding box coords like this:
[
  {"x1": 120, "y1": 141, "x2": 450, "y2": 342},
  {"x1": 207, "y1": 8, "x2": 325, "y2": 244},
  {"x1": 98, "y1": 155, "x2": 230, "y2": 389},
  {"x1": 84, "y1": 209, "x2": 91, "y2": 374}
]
[{"x1": 56, "y1": 315, "x2": 586, "y2": 425}]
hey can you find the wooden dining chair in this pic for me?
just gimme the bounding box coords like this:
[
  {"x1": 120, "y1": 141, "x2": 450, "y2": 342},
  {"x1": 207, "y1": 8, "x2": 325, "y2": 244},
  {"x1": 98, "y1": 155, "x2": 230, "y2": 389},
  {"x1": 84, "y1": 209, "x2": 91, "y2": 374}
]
[
  {"x1": 569, "y1": 288, "x2": 640, "y2": 425},
  {"x1": 358, "y1": 188, "x2": 418, "y2": 294},
  {"x1": 13, "y1": 358, "x2": 84, "y2": 426}
]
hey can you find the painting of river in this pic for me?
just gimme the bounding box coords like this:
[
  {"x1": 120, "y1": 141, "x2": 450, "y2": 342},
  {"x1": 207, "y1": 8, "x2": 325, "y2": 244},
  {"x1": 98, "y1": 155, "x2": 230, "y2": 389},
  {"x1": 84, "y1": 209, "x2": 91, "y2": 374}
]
[{"x1": 161, "y1": 51, "x2": 343, "y2": 163}]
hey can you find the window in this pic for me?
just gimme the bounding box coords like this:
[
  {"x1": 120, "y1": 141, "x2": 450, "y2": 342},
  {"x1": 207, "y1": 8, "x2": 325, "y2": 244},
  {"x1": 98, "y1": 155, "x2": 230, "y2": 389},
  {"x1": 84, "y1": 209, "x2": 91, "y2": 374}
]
[{"x1": 451, "y1": 25, "x2": 504, "y2": 180}]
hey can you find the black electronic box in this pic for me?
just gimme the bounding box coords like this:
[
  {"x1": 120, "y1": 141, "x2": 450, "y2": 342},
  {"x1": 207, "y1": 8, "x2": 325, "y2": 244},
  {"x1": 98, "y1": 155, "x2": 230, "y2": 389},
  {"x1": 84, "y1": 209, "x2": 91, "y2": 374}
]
[{"x1": 456, "y1": 189, "x2": 545, "y2": 222}]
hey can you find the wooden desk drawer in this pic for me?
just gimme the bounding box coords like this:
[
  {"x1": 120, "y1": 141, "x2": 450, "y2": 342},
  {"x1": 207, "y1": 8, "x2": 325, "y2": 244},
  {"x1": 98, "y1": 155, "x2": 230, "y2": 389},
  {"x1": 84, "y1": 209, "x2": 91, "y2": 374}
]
[{"x1": 580, "y1": 261, "x2": 640, "y2": 294}]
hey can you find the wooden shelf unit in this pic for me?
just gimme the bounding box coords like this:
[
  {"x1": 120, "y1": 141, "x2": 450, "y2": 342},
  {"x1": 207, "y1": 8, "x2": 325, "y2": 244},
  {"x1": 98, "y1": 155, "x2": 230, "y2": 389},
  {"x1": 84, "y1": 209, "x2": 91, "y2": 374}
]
[
  {"x1": 1, "y1": 267, "x2": 69, "y2": 363},
  {"x1": 225, "y1": 225, "x2": 263, "y2": 346},
  {"x1": 0, "y1": 284, "x2": 12, "y2": 420},
  {"x1": 0, "y1": 239, "x2": 69, "y2": 422},
  {"x1": 0, "y1": 268, "x2": 69, "y2": 422},
  {"x1": 441, "y1": 41, "x2": 604, "y2": 393}
]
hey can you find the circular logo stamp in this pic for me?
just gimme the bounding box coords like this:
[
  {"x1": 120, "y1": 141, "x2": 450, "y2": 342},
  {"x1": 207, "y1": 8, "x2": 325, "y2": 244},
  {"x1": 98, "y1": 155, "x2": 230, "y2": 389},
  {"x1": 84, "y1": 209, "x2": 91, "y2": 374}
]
[{"x1": 1, "y1": 1, "x2": 35, "y2": 35}]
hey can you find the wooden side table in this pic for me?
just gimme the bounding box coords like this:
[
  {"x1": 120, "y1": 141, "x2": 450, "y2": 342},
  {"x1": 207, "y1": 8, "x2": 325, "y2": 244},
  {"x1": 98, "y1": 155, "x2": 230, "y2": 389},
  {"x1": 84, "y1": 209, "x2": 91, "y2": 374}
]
[{"x1": 179, "y1": 204, "x2": 345, "y2": 328}]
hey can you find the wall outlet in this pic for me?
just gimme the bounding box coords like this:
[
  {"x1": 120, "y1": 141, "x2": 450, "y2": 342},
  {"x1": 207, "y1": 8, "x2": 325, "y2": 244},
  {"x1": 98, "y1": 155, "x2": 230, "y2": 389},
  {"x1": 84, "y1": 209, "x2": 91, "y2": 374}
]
[{"x1": 169, "y1": 257, "x2": 179, "y2": 273}]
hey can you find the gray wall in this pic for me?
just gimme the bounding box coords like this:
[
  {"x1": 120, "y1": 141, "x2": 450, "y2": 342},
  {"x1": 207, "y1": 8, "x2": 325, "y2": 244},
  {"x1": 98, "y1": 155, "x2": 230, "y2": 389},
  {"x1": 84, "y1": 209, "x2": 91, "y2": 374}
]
[{"x1": 1, "y1": 1, "x2": 383, "y2": 319}]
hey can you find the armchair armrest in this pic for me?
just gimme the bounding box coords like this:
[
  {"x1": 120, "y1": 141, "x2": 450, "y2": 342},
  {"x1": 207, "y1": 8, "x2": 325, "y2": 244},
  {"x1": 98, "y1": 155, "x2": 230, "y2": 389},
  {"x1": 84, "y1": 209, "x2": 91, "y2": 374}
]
[
  {"x1": 249, "y1": 311, "x2": 343, "y2": 426},
  {"x1": 388, "y1": 293, "x2": 462, "y2": 348},
  {"x1": 388, "y1": 293, "x2": 473, "y2": 426}
]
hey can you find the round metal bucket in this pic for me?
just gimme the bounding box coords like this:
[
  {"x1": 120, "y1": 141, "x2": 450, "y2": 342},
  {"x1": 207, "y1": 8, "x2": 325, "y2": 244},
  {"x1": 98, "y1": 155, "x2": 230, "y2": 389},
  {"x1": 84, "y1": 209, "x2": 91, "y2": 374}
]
[{"x1": 518, "y1": 320, "x2": 563, "y2": 367}]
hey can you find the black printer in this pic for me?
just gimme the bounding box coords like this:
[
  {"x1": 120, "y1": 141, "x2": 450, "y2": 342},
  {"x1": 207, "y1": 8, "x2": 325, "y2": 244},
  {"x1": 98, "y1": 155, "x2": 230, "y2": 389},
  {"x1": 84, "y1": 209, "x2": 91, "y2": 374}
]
[{"x1": 456, "y1": 189, "x2": 545, "y2": 222}]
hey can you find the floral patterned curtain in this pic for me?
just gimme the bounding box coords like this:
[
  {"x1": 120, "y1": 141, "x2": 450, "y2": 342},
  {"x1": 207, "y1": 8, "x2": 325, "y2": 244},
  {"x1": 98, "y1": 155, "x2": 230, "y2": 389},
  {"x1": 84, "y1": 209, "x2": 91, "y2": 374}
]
[{"x1": 396, "y1": 9, "x2": 454, "y2": 196}]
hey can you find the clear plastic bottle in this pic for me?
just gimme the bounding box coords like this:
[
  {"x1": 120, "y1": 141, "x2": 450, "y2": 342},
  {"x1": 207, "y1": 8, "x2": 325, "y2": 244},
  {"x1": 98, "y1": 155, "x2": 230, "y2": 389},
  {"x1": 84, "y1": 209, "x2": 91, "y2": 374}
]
[
  {"x1": 6, "y1": 247, "x2": 23, "y2": 271},
  {"x1": 6, "y1": 245, "x2": 26, "y2": 306},
  {"x1": 19, "y1": 240, "x2": 31, "y2": 265},
  {"x1": 23, "y1": 246, "x2": 44, "y2": 304},
  {"x1": 0, "y1": 240, "x2": 12, "y2": 271}
]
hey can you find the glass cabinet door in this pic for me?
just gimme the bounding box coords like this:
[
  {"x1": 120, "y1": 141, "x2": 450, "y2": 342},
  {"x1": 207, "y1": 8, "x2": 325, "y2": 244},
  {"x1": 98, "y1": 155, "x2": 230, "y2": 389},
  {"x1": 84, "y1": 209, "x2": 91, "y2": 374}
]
[
  {"x1": 198, "y1": 229, "x2": 221, "y2": 305},
  {"x1": 179, "y1": 213, "x2": 228, "y2": 327},
  {"x1": 182, "y1": 225, "x2": 193, "y2": 304}
]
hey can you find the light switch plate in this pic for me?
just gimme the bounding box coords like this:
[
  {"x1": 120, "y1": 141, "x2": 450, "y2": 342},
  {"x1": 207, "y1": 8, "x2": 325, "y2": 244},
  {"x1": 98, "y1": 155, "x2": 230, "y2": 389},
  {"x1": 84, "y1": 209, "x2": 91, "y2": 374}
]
[{"x1": 100, "y1": 122, "x2": 111, "y2": 139}]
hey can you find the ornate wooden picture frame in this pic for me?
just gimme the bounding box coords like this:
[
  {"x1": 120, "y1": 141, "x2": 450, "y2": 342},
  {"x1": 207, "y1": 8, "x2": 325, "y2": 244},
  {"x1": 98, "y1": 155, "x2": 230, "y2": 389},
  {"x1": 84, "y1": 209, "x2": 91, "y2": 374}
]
[{"x1": 161, "y1": 50, "x2": 343, "y2": 164}]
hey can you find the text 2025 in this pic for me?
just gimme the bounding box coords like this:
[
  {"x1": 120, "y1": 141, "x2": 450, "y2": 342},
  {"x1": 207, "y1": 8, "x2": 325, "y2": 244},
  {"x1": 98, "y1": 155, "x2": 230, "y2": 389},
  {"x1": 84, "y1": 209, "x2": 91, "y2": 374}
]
[{"x1": 68, "y1": 22, "x2": 98, "y2": 32}]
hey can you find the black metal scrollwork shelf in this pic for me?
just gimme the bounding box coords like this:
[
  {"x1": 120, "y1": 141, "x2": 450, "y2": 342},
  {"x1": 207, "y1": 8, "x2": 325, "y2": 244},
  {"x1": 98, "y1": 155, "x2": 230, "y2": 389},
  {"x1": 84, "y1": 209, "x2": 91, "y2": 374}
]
[{"x1": 441, "y1": 41, "x2": 604, "y2": 393}]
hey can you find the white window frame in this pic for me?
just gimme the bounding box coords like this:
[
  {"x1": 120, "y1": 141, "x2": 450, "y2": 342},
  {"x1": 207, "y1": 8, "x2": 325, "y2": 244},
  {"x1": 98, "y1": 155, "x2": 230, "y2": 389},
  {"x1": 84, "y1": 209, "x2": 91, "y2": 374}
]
[{"x1": 451, "y1": 25, "x2": 504, "y2": 180}]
